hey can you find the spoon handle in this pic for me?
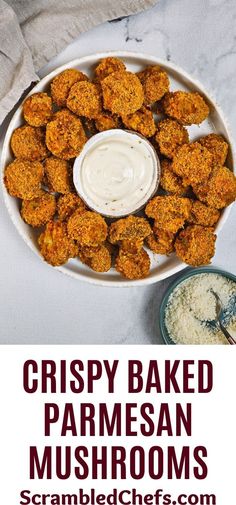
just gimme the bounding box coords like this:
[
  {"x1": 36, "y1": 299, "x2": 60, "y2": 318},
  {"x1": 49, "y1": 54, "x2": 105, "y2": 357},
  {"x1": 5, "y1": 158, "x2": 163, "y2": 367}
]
[{"x1": 219, "y1": 321, "x2": 236, "y2": 345}]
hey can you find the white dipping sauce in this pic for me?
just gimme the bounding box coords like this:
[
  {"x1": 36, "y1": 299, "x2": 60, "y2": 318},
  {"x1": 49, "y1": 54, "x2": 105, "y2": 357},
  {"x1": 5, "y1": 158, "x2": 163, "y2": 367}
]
[{"x1": 73, "y1": 130, "x2": 159, "y2": 217}]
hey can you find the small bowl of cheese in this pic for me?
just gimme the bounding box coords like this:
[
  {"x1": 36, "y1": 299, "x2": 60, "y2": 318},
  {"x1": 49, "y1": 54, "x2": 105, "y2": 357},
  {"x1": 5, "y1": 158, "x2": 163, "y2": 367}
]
[{"x1": 160, "y1": 267, "x2": 236, "y2": 344}]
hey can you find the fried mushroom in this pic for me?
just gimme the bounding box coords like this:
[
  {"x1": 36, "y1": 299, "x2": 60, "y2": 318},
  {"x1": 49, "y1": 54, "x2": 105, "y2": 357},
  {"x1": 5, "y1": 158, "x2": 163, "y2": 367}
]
[
  {"x1": 67, "y1": 210, "x2": 108, "y2": 246},
  {"x1": 188, "y1": 200, "x2": 220, "y2": 227},
  {"x1": 162, "y1": 91, "x2": 209, "y2": 125},
  {"x1": 115, "y1": 247, "x2": 150, "y2": 279},
  {"x1": 57, "y1": 193, "x2": 86, "y2": 221},
  {"x1": 192, "y1": 166, "x2": 236, "y2": 209},
  {"x1": 175, "y1": 225, "x2": 216, "y2": 266},
  {"x1": 21, "y1": 192, "x2": 56, "y2": 227},
  {"x1": 160, "y1": 159, "x2": 189, "y2": 195},
  {"x1": 11, "y1": 125, "x2": 48, "y2": 161},
  {"x1": 94, "y1": 57, "x2": 126, "y2": 82},
  {"x1": 122, "y1": 107, "x2": 156, "y2": 138},
  {"x1": 109, "y1": 215, "x2": 152, "y2": 245},
  {"x1": 145, "y1": 195, "x2": 192, "y2": 233},
  {"x1": 172, "y1": 142, "x2": 213, "y2": 185},
  {"x1": 78, "y1": 243, "x2": 112, "y2": 272},
  {"x1": 51, "y1": 68, "x2": 88, "y2": 106},
  {"x1": 23, "y1": 93, "x2": 53, "y2": 127},
  {"x1": 44, "y1": 157, "x2": 71, "y2": 194},
  {"x1": 101, "y1": 71, "x2": 144, "y2": 115},
  {"x1": 146, "y1": 228, "x2": 175, "y2": 255},
  {"x1": 67, "y1": 81, "x2": 102, "y2": 119},
  {"x1": 46, "y1": 109, "x2": 87, "y2": 159},
  {"x1": 198, "y1": 133, "x2": 229, "y2": 166},
  {"x1": 38, "y1": 221, "x2": 78, "y2": 266},
  {"x1": 155, "y1": 119, "x2": 189, "y2": 159},
  {"x1": 137, "y1": 65, "x2": 169, "y2": 105},
  {"x1": 4, "y1": 159, "x2": 44, "y2": 200}
]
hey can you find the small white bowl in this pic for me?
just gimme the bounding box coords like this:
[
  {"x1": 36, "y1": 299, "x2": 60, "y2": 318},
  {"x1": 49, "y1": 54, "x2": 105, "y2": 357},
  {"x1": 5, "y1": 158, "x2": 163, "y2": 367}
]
[{"x1": 73, "y1": 129, "x2": 161, "y2": 218}]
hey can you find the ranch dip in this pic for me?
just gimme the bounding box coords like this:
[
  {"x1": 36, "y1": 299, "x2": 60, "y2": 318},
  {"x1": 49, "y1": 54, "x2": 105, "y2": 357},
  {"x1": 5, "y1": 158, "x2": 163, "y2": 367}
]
[{"x1": 73, "y1": 129, "x2": 160, "y2": 217}]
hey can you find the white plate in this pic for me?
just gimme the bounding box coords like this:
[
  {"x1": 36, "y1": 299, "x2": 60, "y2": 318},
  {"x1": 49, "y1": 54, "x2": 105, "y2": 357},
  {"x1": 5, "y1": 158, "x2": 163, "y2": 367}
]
[{"x1": 1, "y1": 51, "x2": 235, "y2": 287}]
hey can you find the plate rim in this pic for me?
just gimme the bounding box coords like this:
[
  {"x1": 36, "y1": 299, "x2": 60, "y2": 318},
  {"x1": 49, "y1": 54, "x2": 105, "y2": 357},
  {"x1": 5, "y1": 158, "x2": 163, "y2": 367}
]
[{"x1": 1, "y1": 50, "x2": 235, "y2": 287}]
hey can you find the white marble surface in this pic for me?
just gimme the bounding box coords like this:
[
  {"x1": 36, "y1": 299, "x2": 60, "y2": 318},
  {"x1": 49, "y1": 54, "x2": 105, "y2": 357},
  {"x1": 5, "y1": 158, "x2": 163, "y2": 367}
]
[{"x1": 1, "y1": 0, "x2": 236, "y2": 344}]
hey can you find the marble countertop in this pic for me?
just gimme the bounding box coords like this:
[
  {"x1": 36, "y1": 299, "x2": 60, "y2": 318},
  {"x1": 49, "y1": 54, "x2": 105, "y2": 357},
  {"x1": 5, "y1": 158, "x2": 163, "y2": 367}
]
[{"x1": 1, "y1": 0, "x2": 236, "y2": 344}]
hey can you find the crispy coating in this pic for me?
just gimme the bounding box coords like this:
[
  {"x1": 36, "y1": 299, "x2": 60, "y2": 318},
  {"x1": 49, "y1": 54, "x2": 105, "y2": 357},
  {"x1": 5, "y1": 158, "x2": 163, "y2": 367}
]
[
  {"x1": 78, "y1": 243, "x2": 111, "y2": 272},
  {"x1": 115, "y1": 248, "x2": 150, "y2": 279},
  {"x1": 120, "y1": 238, "x2": 144, "y2": 254},
  {"x1": 67, "y1": 210, "x2": 108, "y2": 246},
  {"x1": 4, "y1": 159, "x2": 44, "y2": 200},
  {"x1": 188, "y1": 200, "x2": 220, "y2": 227},
  {"x1": 23, "y1": 93, "x2": 53, "y2": 127},
  {"x1": 38, "y1": 221, "x2": 78, "y2": 266},
  {"x1": 109, "y1": 215, "x2": 152, "y2": 245},
  {"x1": 146, "y1": 228, "x2": 175, "y2": 255},
  {"x1": 11, "y1": 125, "x2": 48, "y2": 161},
  {"x1": 198, "y1": 133, "x2": 229, "y2": 166},
  {"x1": 67, "y1": 81, "x2": 102, "y2": 119},
  {"x1": 94, "y1": 57, "x2": 126, "y2": 82},
  {"x1": 46, "y1": 109, "x2": 87, "y2": 159},
  {"x1": 175, "y1": 225, "x2": 216, "y2": 266},
  {"x1": 57, "y1": 193, "x2": 86, "y2": 221},
  {"x1": 44, "y1": 157, "x2": 71, "y2": 194},
  {"x1": 101, "y1": 71, "x2": 144, "y2": 115},
  {"x1": 137, "y1": 65, "x2": 169, "y2": 105},
  {"x1": 51, "y1": 68, "x2": 88, "y2": 106},
  {"x1": 162, "y1": 91, "x2": 210, "y2": 125},
  {"x1": 155, "y1": 119, "x2": 189, "y2": 159},
  {"x1": 172, "y1": 142, "x2": 213, "y2": 185},
  {"x1": 192, "y1": 166, "x2": 236, "y2": 209},
  {"x1": 145, "y1": 195, "x2": 192, "y2": 233},
  {"x1": 95, "y1": 112, "x2": 120, "y2": 131},
  {"x1": 21, "y1": 192, "x2": 56, "y2": 227},
  {"x1": 160, "y1": 159, "x2": 189, "y2": 195},
  {"x1": 122, "y1": 106, "x2": 156, "y2": 138}
]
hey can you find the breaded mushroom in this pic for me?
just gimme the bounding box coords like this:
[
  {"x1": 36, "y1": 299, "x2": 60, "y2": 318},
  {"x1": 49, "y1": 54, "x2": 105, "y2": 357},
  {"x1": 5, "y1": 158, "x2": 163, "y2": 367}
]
[
  {"x1": 122, "y1": 107, "x2": 156, "y2": 137},
  {"x1": 67, "y1": 210, "x2": 108, "y2": 246},
  {"x1": 160, "y1": 159, "x2": 189, "y2": 195},
  {"x1": 145, "y1": 195, "x2": 192, "y2": 233},
  {"x1": 175, "y1": 225, "x2": 216, "y2": 266},
  {"x1": 57, "y1": 193, "x2": 86, "y2": 221},
  {"x1": 162, "y1": 91, "x2": 209, "y2": 125},
  {"x1": 198, "y1": 133, "x2": 229, "y2": 166},
  {"x1": 172, "y1": 142, "x2": 213, "y2": 185},
  {"x1": 78, "y1": 243, "x2": 112, "y2": 272},
  {"x1": 94, "y1": 57, "x2": 126, "y2": 82},
  {"x1": 11, "y1": 125, "x2": 48, "y2": 161},
  {"x1": 146, "y1": 228, "x2": 175, "y2": 255},
  {"x1": 188, "y1": 200, "x2": 220, "y2": 227},
  {"x1": 51, "y1": 68, "x2": 88, "y2": 106},
  {"x1": 4, "y1": 159, "x2": 44, "y2": 200},
  {"x1": 109, "y1": 215, "x2": 152, "y2": 245},
  {"x1": 21, "y1": 192, "x2": 56, "y2": 227},
  {"x1": 192, "y1": 166, "x2": 236, "y2": 209},
  {"x1": 115, "y1": 248, "x2": 150, "y2": 279},
  {"x1": 38, "y1": 221, "x2": 78, "y2": 266},
  {"x1": 67, "y1": 81, "x2": 102, "y2": 119},
  {"x1": 95, "y1": 112, "x2": 120, "y2": 132},
  {"x1": 155, "y1": 119, "x2": 189, "y2": 159},
  {"x1": 44, "y1": 157, "x2": 71, "y2": 194},
  {"x1": 101, "y1": 71, "x2": 144, "y2": 115},
  {"x1": 46, "y1": 109, "x2": 87, "y2": 159},
  {"x1": 137, "y1": 65, "x2": 169, "y2": 105},
  {"x1": 23, "y1": 93, "x2": 53, "y2": 127}
]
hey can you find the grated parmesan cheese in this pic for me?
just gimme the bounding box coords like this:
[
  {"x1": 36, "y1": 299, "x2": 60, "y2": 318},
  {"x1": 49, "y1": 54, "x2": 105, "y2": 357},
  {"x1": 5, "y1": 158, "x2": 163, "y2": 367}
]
[{"x1": 165, "y1": 273, "x2": 236, "y2": 345}]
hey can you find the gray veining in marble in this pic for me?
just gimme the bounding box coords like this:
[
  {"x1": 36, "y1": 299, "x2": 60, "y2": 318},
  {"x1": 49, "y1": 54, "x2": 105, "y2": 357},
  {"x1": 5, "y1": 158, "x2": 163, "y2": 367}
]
[{"x1": 1, "y1": 0, "x2": 236, "y2": 344}]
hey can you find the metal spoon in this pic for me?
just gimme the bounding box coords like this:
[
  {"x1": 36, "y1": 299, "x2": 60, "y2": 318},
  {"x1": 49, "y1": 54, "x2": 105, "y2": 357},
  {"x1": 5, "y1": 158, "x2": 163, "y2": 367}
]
[{"x1": 210, "y1": 290, "x2": 236, "y2": 345}]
